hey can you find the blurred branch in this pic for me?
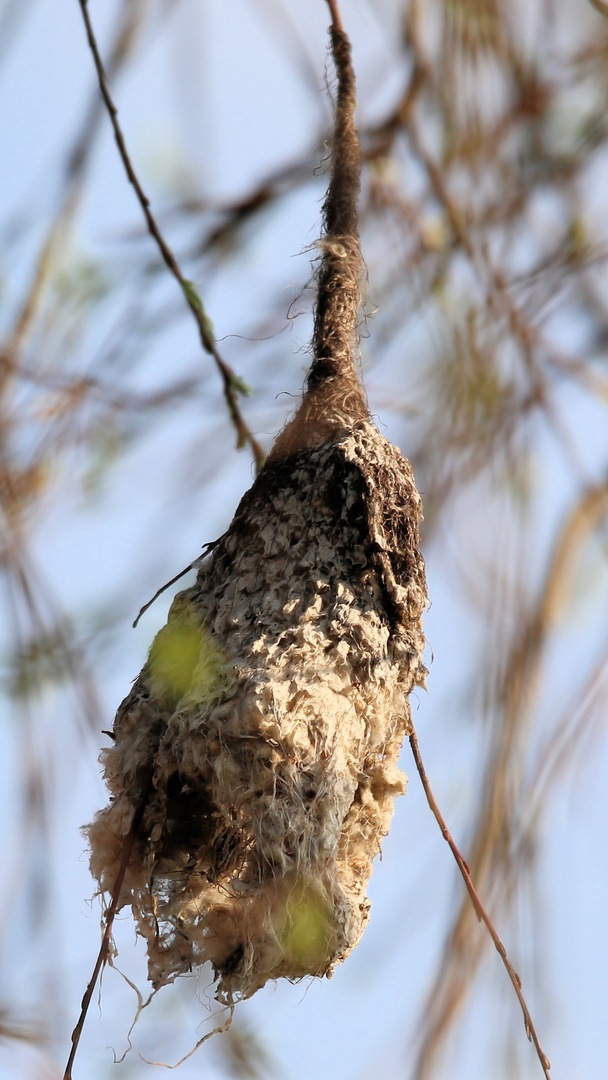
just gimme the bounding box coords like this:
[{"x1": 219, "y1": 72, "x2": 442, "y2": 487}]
[
  {"x1": 405, "y1": 119, "x2": 544, "y2": 398},
  {"x1": 0, "y1": 0, "x2": 35, "y2": 70},
  {"x1": 217, "y1": 1019, "x2": 279, "y2": 1080},
  {"x1": 0, "y1": 1005, "x2": 46, "y2": 1045},
  {"x1": 412, "y1": 475, "x2": 608, "y2": 1078},
  {"x1": 1, "y1": 0, "x2": 151, "y2": 380},
  {"x1": 523, "y1": 639, "x2": 608, "y2": 836}
]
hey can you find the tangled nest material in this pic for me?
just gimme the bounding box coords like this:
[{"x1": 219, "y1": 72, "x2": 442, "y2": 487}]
[{"x1": 87, "y1": 22, "x2": 428, "y2": 1004}]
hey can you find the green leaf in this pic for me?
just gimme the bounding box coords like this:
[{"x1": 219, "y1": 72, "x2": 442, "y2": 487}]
[
  {"x1": 181, "y1": 279, "x2": 215, "y2": 345},
  {"x1": 230, "y1": 374, "x2": 253, "y2": 397}
]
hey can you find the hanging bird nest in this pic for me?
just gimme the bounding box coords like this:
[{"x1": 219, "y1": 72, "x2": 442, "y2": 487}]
[{"x1": 86, "y1": 22, "x2": 428, "y2": 1005}]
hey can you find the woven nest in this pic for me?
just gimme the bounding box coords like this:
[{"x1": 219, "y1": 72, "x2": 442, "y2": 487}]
[
  {"x1": 86, "y1": 19, "x2": 427, "y2": 1007},
  {"x1": 87, "y1": 419, "x2": 427, "y2": 1002}
]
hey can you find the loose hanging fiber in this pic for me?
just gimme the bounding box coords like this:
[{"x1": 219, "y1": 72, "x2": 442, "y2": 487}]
[{"x1": 86, "y1": 7, "x2": 427, "y2": 1007}]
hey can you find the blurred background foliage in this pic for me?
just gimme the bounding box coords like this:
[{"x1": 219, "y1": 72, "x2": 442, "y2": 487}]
[{"x1": 2, "y1": 0, "x2": 608, "y2": 1077}]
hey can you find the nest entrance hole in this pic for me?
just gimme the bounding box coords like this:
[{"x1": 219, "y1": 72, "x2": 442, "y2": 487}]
[{"x1": 156, "y1": 772, "x2": 218, "y2": 860}]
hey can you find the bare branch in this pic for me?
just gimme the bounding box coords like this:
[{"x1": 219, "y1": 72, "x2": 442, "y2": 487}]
[
  {"x1": 74, "y1": 0, "x2": 264, "y2": 471},
  {"x1": 324, "y1": 0, "x2": 345, "y2": 35},
  {"x1": 409, "y1": 726, "x2": 552, "y2": 1080}
]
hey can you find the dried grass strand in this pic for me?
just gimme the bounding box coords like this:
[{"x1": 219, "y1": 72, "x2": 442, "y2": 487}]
[{"x1": 139, "y1": 1006, "x2": 234, "y2": 1069}]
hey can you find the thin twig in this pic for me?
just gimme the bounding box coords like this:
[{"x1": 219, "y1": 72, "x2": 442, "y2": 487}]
[
  {"x1": 75, "y1": 0, "x2": 264, "y2": 472},
  {"x1": 408, "y1": 726, "x2": 552, "y2": 1079},
  {"x1": 325, "y1": 0, "x2": 345, "y2": 34},
  {"x1": 63, "y1": 808, "x2": 144, "y2": 1080},
  {"x1": 132, "y1": 563, "x2": 194, "y2": 628},
  {"x1": 132, "y1": 539, "x2": 218, "y2": 627}
]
